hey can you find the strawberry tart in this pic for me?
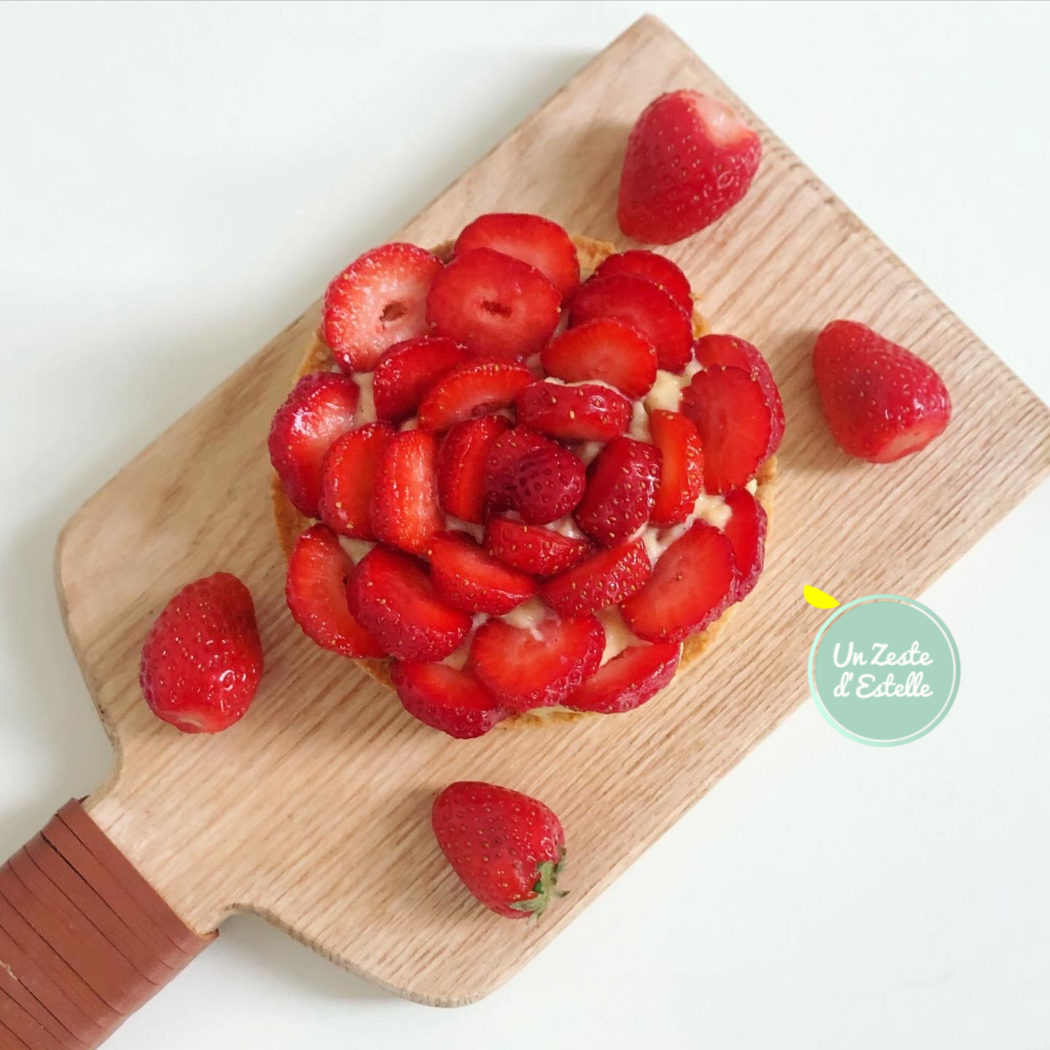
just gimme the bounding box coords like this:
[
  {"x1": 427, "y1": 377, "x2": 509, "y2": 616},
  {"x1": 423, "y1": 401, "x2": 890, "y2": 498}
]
[{"x1": 268, "y1": 213, "x2": 783, "y2": 737}]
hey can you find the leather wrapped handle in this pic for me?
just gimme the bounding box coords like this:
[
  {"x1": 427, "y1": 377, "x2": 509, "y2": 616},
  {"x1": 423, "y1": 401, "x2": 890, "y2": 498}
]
[{"x1": 0, "y1": 801, "x2": 215, "y2": 1048}]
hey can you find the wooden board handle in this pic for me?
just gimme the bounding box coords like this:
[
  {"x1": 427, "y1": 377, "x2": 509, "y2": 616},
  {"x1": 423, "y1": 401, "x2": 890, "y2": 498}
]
[{"x1": 0, "y1": 801, "x2": 215, "y2": 1048}]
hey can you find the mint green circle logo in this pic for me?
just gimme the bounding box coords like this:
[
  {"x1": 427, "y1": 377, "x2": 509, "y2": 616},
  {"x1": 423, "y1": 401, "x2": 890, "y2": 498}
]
[{"x1": 808, "y1": 595, "x2": 960, "y2": 746}]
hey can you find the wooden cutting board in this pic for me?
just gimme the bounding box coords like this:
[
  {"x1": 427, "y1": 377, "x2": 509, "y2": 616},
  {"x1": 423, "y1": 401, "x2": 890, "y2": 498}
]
[{"x1": 54, "y1": 15, "x2": 1050, "y2": 1008}]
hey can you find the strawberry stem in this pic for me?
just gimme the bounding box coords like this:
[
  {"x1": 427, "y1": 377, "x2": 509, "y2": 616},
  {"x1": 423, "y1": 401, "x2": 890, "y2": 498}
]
[{"x1": 508, "y1": 847, "x2": 567, "y2": 920}]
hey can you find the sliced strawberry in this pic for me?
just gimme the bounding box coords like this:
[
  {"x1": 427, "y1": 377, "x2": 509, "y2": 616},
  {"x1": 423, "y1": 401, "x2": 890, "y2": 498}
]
[
  {"x1": 693, "y1": 334, "x2": 784, "y2": 457},
  {"x1": 371, "y1": 430, "x2": 442, "y2": 555},
  {"x1": 539, "y1": 539, "x2": 650, "y2": 617},
  {"x1": 649, "y1": 409, "x2": 704, "y2": 525},
  {"x1": 593, "y1": 250, "x2": 693, "y2": 313},
  {"x1": 285, "y1": 524, "x2": 384, "y2": 658},
  {"x1": 454, "y1": 213, "x2": 579, "y2": 295},
  {"x1": 621, "y1": 521, "x2": 736, "y2": 643},
  {"x1": 430, "y1": 531, "x2": 537, "y2": 614},
  {"x1": 565, "y1": 642, "x2": 681, "y2": 714},
  {"x1": 568, "y1": 274, "x2": 692, "y2": 372},
  {"x1": 427, "y1": 247, "x2": 561, "y2": 360},
  {"x1": 539, "y1": 319, "x2": 657, "y2": 399},
  {"x1": 391, "y1": 662, "x2": 509, "y2": 739},
  {"x1": 574, "y1": 437, "x2": 660, "y2": 547},
  {"x1": 322, "y1": 243, "x2": 442, "y2": 372},
  {"x1": 483, "y1": 426, "x2": 555, "y2": 514},
  {"x1": 268, "y1": 371, "x2": 360, "y2": 517},
  {"x1": 470, "y1": 614, "x2": 604, "y2": 710},
  {"x1": 437, "y1": 415, "x2": 510, "y2": 523},
  {"x1": 515, "y1": 380, "x2": 632, "y2": 442},
  {"x1": 484, "y1": 517, "x2": 593, "y2": 577},
  {"x1": 347, "y1": 546, "x2": 470, "y2": 661},
  {"x1": 506, "y1": 443, "x2": 586, "y2": 524},
  {"x1": 418, "y1": 360, "x2": 534, "y2": 432},
  {"x1": 318, "y1": 422, "x2": 394, "y2": 539},
  {"x1": 722, "y1": 487, "x2": 767, "y2": 602},
  {"x1": 372, "y1": 336, "x2": 469, "y2": 423},
  {"x1": 680, "y1": 366, "x2": 773, "y2": 492}
]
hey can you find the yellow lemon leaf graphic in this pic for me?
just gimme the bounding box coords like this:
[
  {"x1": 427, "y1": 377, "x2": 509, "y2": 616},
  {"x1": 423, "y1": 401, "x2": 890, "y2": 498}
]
[{"x1": 804, "y1": 585, "x2": 840, "y2": 609}]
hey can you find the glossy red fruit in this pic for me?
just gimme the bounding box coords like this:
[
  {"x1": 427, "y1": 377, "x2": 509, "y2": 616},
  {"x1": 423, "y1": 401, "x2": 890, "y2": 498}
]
[
  {"x1": 574, "y1": 437, "x2": 660, "y2": 547},
  {"x1": 514, "y1": 380, "x2": 633, "y2": 442},
  {"x1": 484, "y1": 517, "x2": 593, "y2": 577},
  {"x1": 429, "y1": 531, "x2": 537, "y2": 615},
  {"x1": 539, "y1": 539, "x2": 651, "y2": 617},
  {"x1": 618, "y1": 90, "x2": 762, "y2": 244},
  {"x1": 470, "y1": 614, "x2": 604, "y2": 710},
  {"x1": 568, "y1": 274, "x2": 693, "y2": 372},
  {"x1": 593, "y1": 250, "x2": 693, "y2": 313},
  {"x1": 391, "y1": 663, "x2": 509, "y2": 739},
  {"x1": 427, "y1": 247, "x2": 561, "y2": 360},
  {"x1": 347, "y1": 546, "x2": 471, "y2": 662},
  {"x1": 432, "y1": 782, "x2": 566, "y2": 918},
  {"x1": 454, "y1": 213, "x2": 580, "y2": 295},
  {"x1": 285, "y1": 524, "x2": 384, "y2": 659},
  {"x1": 506, "y1": 443, "x2": 586, "y2": 525},
  {"x1": 318, "y1": 423, "x2": 394, "y2": 539},
  {"x1": 565, "y1": 642, "x2": 681, "y2": 714},
  {"x1": 540, "y1": 319, "x2": 657, "y2": 399},
  {"x1": 649, "y1": 409, "x2": 704, "y2": 525},
  {"x1": 372, "y1": 336, "x2": 469, "y2": 423},
  {"x1": 268, "y1": 371, "x2": 360, "y2": 517},
  {"x1": 371, "y1": 430, "x2": 442, "y2": 555},
  {"x1": 436, "y1": 415, "x2": 510, "y2": 523},
  {"x1": 417, "y1": 360, "x2": 534, "y2": 432},
  {"x1": 322, "y1": 243, "x2": 442, "y2": 371},
  {"x1": 722, "y1": 488, "x2": 768, "y2": 602},
  {"x1": 482, "y1": 426, "x2": 556, "y2": 514},
  {"x1": 692, "y1": 333, "x2": 784, "y2": 457},
  {"x1": 680, "y1": 365, "x2": 773, "y2": 492},
  {"x1": 813, "y1": 320, "x2": 952, "y2": 463},
  {"x1": 140, "y1": 572, "x2": 263, "y2": 734},
  {"x1": 621, "y1": 521, "x2": 737, "y2": 643}
]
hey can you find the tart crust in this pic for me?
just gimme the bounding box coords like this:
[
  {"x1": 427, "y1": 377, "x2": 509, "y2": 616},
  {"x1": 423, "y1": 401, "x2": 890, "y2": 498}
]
[{"x1": 271, "y1": 235, "x2": 776, "y2": 726}]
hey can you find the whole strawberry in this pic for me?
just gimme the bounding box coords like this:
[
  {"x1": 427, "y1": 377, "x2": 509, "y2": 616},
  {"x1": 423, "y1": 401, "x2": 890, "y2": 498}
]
[
  {"x1": 618, "y1": 90, "x2": 761, "y2": 244},
  {"x1": 432, "y1": 781, "x2": 566, "y2": 919},
  {"x1": 140, "y1": 572, "x2": 263, "y2": 733},
  {"x1": 813, "y1": 320, "x2": 951, "y2": 463}
]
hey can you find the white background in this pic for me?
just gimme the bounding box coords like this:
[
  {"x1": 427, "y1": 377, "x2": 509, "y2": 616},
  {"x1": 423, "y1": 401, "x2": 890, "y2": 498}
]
[{"x1": 1, "y1": 2, "x2": 1048, "y2": 1047}]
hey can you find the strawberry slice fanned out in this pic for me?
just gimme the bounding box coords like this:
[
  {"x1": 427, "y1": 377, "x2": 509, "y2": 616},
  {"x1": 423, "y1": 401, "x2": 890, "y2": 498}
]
[
  {"x1": 268, "y1": 371, "x2": 360, "y2": 518},
  {"x1": 680, "y1": 365, "x2": 773, "y2": 493},
  {"x1": 285, "y1": 524, "x2": 384, "y2": 659},
  {"x1": 540, "y1": 319, "x2": 657, "y2": 400},
  {"x1": 436, "y1": 415, "x2": 510, "y2": 524},
  {"x1": 322, "y1": 243, "x2": 443, "y2": 372},
  {"x1": 469, "y1": 614, "x2": 604, "y2": 710},
  {"x1": 427, "y1": 247, "x2": 561, "y2": 360},
  {"x1": 593, "y1": 250, "x2": 693, "y2": 313},
  {"x1": 484, "y1": 517, "x2": 592, "y2": 577},
  {"x1": 574, "y1": 436, "x2": 660, "y2": 547},
  {"x1": 621, "y1": 520, "x2": 737, "y2": 643},
  {"x1": 649, "y1": 409, "x2": 704, "y2": 526},
  {"x1": 347, "y1": 546, "x2": 471, "y2": 662},
  {"x1": 372, "y1": 336, "x2": 469, "y2": 424},
  {"x1": 391, "y1": 662, "x2": 509, "y2": 739},
  {"x1": 319, "y1": 422, "x2": 394, "y2": 540},
  {"x1": 565, "y1": 642, "x2": 681, "y2": 714},
  {"x1": 429, "y1": 531, "x2": 537, "y2": 615},
  {"x1": 568, "y1": 274, "x2": 693, "y2": 372},
  {"x1": 418, "y1": 360, "x2": 534, "y2": 432},
  {"x1": 371, "y1": 430, "x2": 443, "y2": 555},
  {"x1": 722, "y1": 487, "x2": 768, "y2": 602},
  {"x1": 539, "y1": 539, "x2": 651, "y2": 617},
  {"x1": 515, "y1": 379, "x2": 633, "y2": 443},
  {"x1": 454, "y1": 213, "x2": 580, "y2": 295}
]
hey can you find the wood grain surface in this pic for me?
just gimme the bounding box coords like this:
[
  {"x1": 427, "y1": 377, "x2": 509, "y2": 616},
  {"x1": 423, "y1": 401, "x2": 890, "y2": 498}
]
[{"x1": 54, "y1": 15, "x2": 1050, "y2": 1005}]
